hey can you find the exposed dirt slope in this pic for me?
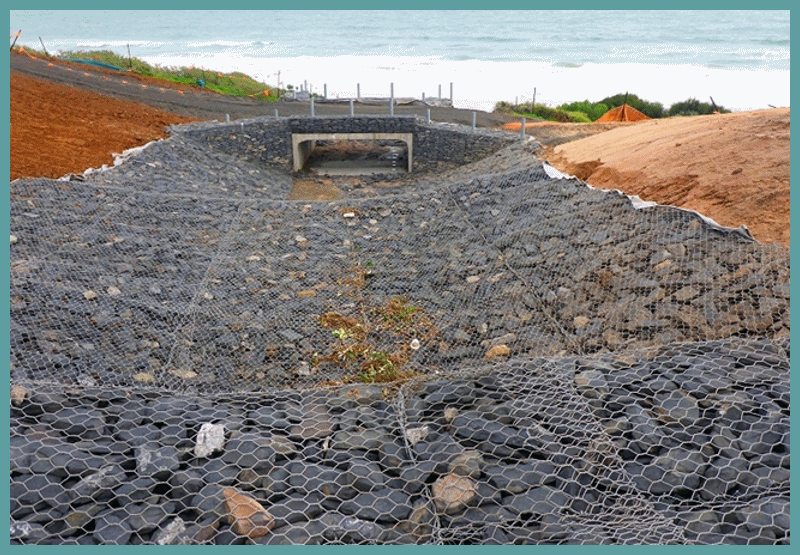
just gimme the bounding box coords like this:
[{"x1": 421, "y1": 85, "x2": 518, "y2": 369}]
[
  {"x1": 10, "y1": 71, "x2": 198, "y2": 180},
  {"x1": 543, "y1": 109, "x2": 790, "y2": 247}
]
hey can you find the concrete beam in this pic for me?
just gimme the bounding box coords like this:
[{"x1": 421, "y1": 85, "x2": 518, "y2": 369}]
[{"x1": 291, "y1": 132, "x2": 414, "y2": 172}]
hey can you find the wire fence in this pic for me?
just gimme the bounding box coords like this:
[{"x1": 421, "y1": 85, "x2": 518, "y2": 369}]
[{"x1": 9, "y1": 118, "x2": 789, "y2": 545}]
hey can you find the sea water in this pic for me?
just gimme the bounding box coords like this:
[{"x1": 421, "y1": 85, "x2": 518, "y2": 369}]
[{"x1": 9, "y1": 10, "x2": 790, "y2": 112}]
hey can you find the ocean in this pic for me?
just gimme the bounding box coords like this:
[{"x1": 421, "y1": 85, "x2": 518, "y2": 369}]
[{"x1": 9, "y1": 10, "x2": 790, "y2": 113}]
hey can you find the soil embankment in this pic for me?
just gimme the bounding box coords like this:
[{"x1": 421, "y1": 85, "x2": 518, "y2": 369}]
[{"x1": 542, "y1": 109, "x2": 790, "y2": 247}]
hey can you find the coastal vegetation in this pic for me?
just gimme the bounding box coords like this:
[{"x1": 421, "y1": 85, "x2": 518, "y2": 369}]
[
  {"x1": 18, "y1": 47, "x2": 282, "y2": 100},
  {"x1": 495, "y1": 93, "x2": 730, "y2": 123}
]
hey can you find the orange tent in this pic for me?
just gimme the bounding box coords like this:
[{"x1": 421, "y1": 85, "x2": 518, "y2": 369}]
[{"x1": 596, "y1": 104, "x2": 650, "y2": 122}]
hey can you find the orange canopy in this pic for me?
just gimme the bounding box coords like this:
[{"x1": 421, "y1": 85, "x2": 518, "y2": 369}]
[{"x1": 596, "y1": 104, "x2": 650, "y2": 122}]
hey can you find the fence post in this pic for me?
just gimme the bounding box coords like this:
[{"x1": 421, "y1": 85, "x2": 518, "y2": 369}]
[
  {"x1": 422, "y1": 92, "x2": 425, "y2": 102},
  {"x1": 275, "y1": 108, "x2": 279, "y2": 119},
  {"x1": 225, "y1": 113, "x2": 230, "y2": 124},
  {"x1": 520, "y1": 117, "x2": 525, "y2": 140},
  {"x1": 426, "y1": 108, "x2": 431, "y2": 124},
  {"x1": 438, "y1": 84, "x2": 442, "y2": 99},
  {"x1": 390, "y1": 82, "x2": 394, "y2": 116},
  {"x1": 472, "y1": 112, "x2": 476, "y2": 130},
  {"x1": 450, "y1": 82, "x2": 453, "y2": 104},
  {"x1": 310, "y1": 96, "x2": 315, "y2": 117},
  {"x1": 349, "y1": 99, "x2": 354, "y2": 116},
  {"x1": 357, "y1": 83, "x2": 360, "y2": 100},
  {"x1": 324, "y1": 83, "x2": 327, "y2": 100}
]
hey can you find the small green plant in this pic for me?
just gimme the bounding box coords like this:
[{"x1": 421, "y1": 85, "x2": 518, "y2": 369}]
[
  {"x1": 331, "y1": 328, "x2": 353, "y2": 340},
  {"x1": 311, "y1": 263, "x2": 437, "y2": 385}
]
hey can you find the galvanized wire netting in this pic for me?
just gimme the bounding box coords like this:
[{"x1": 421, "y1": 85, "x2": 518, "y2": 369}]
[{"x1": 10, "y1": 118, "x2": 789, "y2": 545}]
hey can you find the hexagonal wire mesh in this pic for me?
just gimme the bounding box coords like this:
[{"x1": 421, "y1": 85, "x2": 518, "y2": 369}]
[{"x1": 10, "y1": 117, "x2": 789, "y2": 545}]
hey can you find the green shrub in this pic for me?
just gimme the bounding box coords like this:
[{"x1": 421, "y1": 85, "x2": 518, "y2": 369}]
[
  {"x1": 668, "y1": 97, "x2": 730, "y2": 116},
  {"x1": 557, "y1": 100, "x2": 609, "y2": 121},
  {"x1": 494, "y1": 101, "x2": 578, "y2": 123}
]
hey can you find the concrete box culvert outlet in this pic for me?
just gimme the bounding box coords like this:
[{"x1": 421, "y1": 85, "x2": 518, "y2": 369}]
[{"x1": 180, "y1": 115, "x2": 517, "y2": 178}]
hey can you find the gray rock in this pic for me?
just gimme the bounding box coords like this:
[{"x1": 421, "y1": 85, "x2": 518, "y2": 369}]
[
  {"x1": 152, "y1": 517, "x2": 190, "y2": 545},
  {"x1": 449, "y1": 450, "x2": 484, "y2": 478},
  {"x1": 195, "y1": 422, "x2": 226, "y2": 458},
  {"x1": 340, "y1": 488, "x2": 412, "y2": 523},
  {"x1": 287, "y1": 461, "x2": 353, "y2": 499},
  {"x1": 136, "y1": 444, "x2": 180, "y2": 478},
  {"x1": 653, "y1": 390, "x2": 700, "y2": 426},
  {"x1": 484, "y1": 461, "x2": 557, "y2": 493},
  {"x1": 126, "y1": 500, "x2": 176, "y2": 534},
  {"x1": 331, "y1": 429, "x2": 393, "y2": 451},
  {"x1": 319, "y1": 512, "x2": 388, "y2": 543},
  {"x1": 254, "y1": 521, "x2": 326, "y2": 545},
  {"x1": 268, "y1": 492, "x2": 326, "y2": 528},
  {"x1": 69, "y1": 464, "x2": 127, "y2": 502},
  {"x1": 10, "y1": 520, "x2": 49, "y2": 543},
  {"x1": 346, "y1": 458, "x2": 387, "y2": 492},
  {"x1": 47, "y1": 406, "x2": 106, "y2": 438},
  {"x1": 221, "y1": 432, "x2": 276, "y2": 470},
  {"x1": 503, "y1": 485, "x2": 570, "y2": 516},
  {"x1": 93, "y1": 513, "x2": 132, "y2": 545}
]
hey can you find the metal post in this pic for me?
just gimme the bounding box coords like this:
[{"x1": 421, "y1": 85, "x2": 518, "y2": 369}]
[
  {"x1": 225, "y1": 113, "x2": 230, "y2": 124},
  {"x1": 275, "y1": 108, "x2": 279, "y2": 119},
  {"x1": 390, "y1": 82, "x2": 394, "y2": 116},
  {"x1": 422, "y1": 92, "x2": 425, "y2": 102},
  {"x1": 438, "y1": 84, "x2": 442, "y2": 99},
  {"x1": 310, "y1": 96, "x2": 315, "y2": 117},
  {"x1": 472, "y1": 112, "x2": 476, "y2": 130},
  {"x1": 349, "y1": 99, "x2": 354, "y2": 116},
  {"x1": 450, "y1": 82, "x2": 453, "y2": 103},
  {"x1": 520, "y1": 117, "x2": 525, "y2": 140},
  {"x1": 324, "y1": 83, "x2": 327, "y2": 100},
  {"x1": 357, "y1": 83, "x2": 360, "y2": 100},
  {"x1": 304, "y1": 79, "x2": 308, "y2": 92},
  {"x1": 426, "y1": 108, "x2": 431, "y2": 124}
]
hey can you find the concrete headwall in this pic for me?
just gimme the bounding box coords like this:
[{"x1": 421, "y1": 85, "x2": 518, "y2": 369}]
[{"x1": 176, "y1": 115, "x2": 516, "y2": 173}]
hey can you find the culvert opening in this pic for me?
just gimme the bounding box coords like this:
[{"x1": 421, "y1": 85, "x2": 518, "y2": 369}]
[{"x1": 304, "y1": 139, "x2": 409, "y2": 176}]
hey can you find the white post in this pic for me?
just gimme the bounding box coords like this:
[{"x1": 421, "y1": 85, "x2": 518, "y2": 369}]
[
  {"x1": 450, "y1": 82, "x2": 453, "y2": 103},
  {"x1": 310, "y1": 96, "x2": 315, "y2": 117},
  {"x1": 422, "y1": 92, "x2": 426, "y2": 102},
  {"x1": 349, "y1": 99, "x2": 354, "y2": 116},
  {"x1": 390, "y1": 82, "x2": 394, "y2": 116},
  {"x1": 472, "y1": 112, "x2": 476, "y2": 130},
  {"x1": 426, "y1": 108, "x2": 431, "y2": 124},
  {"x1": 438, "y1": 84, "x2": 442, "y2": 99},
  {"x1": 225, "y1": 113, "x2": 230, "y2": 124},
  {"x1": 357, "y1": 83, "x2": 360, "y2": 100},
  {"x1": 275, "y1": 108, "x2": 279, "y2": 119}
]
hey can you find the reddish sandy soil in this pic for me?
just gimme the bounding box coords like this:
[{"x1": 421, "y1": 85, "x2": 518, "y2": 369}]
[{"x1": 10, "y1": 71, "x2": 198, "y2": 180}]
